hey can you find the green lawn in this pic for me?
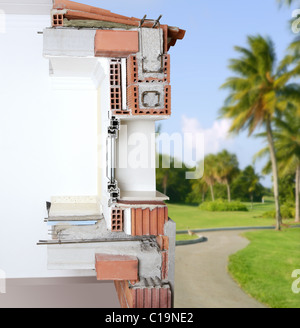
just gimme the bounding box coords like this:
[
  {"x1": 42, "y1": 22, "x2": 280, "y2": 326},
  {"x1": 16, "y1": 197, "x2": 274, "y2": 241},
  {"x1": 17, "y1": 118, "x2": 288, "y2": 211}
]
[
  {"x1": 176, "y1": 234, "x2": 199, "y2": 241},
  {"x1": 169, "y1": 200, "x2": 296, "y2": 231},
  {"x1": 228, "y1": 228, "x2": 300, "y2": 308}
]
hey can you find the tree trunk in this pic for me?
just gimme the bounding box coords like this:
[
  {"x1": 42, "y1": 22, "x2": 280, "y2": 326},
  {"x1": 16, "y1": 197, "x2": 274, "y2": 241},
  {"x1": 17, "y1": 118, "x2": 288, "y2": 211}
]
[
  {"x1": 296, "y1": 164, "x2": 300, "y2": 223},
  {"x1": 251, "y1": 194, "x2": 253, "y2": 210},
  {"x1": 202, "y1": 191, "x2": 205, "y2": 203},
  {"x1": 209, "y1": 184, "x2": 215, "y2": 201},
  {"x1": 266, "y1": 119, "x2": 282, "y2": 231},
  {"x1": 226, "y1": 183, "x2": 231, "y2": 202}
]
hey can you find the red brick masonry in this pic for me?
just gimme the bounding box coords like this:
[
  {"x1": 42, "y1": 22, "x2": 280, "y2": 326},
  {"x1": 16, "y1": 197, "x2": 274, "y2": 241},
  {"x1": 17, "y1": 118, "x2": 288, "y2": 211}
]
[
  {"x1": 114, "y1": 279, "x2": 172, "y2": 308},
  {"x1": 95, "y1": 254, "x2": 138, "y2": 281},
  {"x1": 131, "y1": 207, "x2": 168, "y2": 236},
  {"x1": 95, "y1": 30, "x2": 139, "y2": 58}
]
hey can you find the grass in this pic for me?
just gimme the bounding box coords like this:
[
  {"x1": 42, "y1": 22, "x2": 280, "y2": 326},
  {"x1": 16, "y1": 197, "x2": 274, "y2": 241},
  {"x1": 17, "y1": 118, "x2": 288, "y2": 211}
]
[
  {"x1": 176, "y1": 234, "x2": 199, "y2": 241},
  {"x1": 169, "y1": 198, "x2": 296, "y2": 231},
  {"x1": 228, "y1": 228, "x2": 300, "y2": 308}
]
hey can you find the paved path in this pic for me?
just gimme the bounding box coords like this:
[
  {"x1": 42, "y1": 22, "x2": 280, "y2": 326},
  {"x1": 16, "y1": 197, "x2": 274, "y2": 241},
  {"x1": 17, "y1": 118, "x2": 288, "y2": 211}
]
[{"x1": 174, "y1": 230, "x2": 267, "y2": 308}]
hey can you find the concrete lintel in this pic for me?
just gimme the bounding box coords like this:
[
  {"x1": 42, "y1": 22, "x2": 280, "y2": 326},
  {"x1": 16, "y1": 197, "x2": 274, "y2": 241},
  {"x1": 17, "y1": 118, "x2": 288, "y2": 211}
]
[
  {"x1": 43, "y1": 28, "x2": 96, "y2": 57},
  {"x1": 47, "y1": 240, "x2": 162, "y2": 279}
]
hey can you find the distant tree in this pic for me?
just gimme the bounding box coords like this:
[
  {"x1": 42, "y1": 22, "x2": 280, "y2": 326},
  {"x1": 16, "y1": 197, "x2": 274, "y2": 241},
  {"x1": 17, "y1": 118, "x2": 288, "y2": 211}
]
[
  {"x1": 231, "y1": 166, "x2": 264, "y2": 204},
  {"x1": 219, "y1": 35, "x2": 293, "y2": 230},
  {"x1": 215, "y1": 150, "x2": 240, "y2": 202},
  {"x1": 202, "y1": 155, "x2": 219, "y2": 201},
  {"x1": 156, "y1": 154, "x2": 192, "y2": 204},
  {"x1": 187, "y1": 178, "x2": 209, "y2": 204}
]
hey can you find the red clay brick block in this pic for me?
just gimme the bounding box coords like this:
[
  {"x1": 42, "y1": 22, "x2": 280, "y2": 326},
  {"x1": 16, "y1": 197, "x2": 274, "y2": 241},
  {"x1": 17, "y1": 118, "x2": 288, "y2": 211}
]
[
  {"x1": 156, "y1": 236, "x2": 169, "y2": 251},
  {"x1": 127, "y1": 54, "x2": 170, "y2": 85},
  {"x1": 53, "y1": 0, "x2": 129, "y2": 20},
  {"x1": 114, "y1": 280, "x2": 129, "y2": 308},
  {"x1": 142, "y1": 208, "x2": 150, "y2": 236},
  {"x1": 52, "y1": 13, "x2": 64, "y2": 27},
  {"x1": 150, "y1": 208, "x2": 158, "y2": 236},
  {"x1": 95, "y1": 254, "x2": 138, "y2": 281},
  {"x1": 114, "y1": 279, "x2": 172, "y2": 308},
  {"x1": 159, "y1": 286, "x2": 170, "y2": 309},
  {"x1": 95, "y1": 30, "x2": 139, "y2": 57},
  {"x1": 135, "y1": 208, "x2": 143, "y2": 236},
  {"x1": 131, "y1": 208, "x2": 136, "y2": 236},
  {"x1": 127, "y1": 55, "x2": 138, "y2": 85},
  {"x1": 127, "y1": 84, "x2": 171, "y2": 116},
  {"x1": 158, "y1": 207, "x2": 165, "y2": 235},
  {"x1": 114, "y1": 280, "x2": 135, "y2": 308},
  {"x1": 111, "y1": 208, "x2": 123, "y2": 232},
  {"x1": 161, "y1": 251, "x2": 169, "y2": 280},
  {"x1": 131, "y1": 207, "x2": 168, "y2": 236},
  {"x1": 109, "y1": 59, "x2": 130, "y2": 116}
]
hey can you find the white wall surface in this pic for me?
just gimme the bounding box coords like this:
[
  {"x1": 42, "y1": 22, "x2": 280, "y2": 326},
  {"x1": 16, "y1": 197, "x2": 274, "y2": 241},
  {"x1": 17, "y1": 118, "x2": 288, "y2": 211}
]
[
  {"x1": 116, "y1": 120, "x2": 156, "y2": 192},
  {"x1": 0, "y1": 15, "x2": 98, "y2": 278}
]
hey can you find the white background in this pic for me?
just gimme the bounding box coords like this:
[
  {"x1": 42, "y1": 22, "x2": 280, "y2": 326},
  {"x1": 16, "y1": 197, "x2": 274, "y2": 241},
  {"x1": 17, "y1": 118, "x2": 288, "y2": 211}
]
[{"x1": 0, "y1": 14, "x2": 99, "y2": 278}]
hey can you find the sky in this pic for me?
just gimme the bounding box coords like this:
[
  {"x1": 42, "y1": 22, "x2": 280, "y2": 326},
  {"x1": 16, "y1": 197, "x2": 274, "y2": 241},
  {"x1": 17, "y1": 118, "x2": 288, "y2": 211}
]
[{"x1": 82, "y1": 0, "x2": 297, "y2": 187}]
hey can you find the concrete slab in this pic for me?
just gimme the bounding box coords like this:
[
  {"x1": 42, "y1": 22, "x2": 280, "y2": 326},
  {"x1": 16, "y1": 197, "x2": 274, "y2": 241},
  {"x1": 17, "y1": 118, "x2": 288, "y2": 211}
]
[
  {"x1": 43, "y1": 28, "x2": 96, "y2": 57},
  {"x1": 47, "y1": 239, "x2": 162, "y2": 279}
]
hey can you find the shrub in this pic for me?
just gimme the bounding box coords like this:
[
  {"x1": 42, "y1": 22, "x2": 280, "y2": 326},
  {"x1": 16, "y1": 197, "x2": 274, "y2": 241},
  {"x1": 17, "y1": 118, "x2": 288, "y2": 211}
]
[
  {"x1": 261, "y1": 210, "x2": 275, "y2": 219},
  {"x1": 199, "y1": 199, "x2": 248, "y2": 212},
  {"x1": 281, "y1": 201, "x2": 295, "y2": 219},
  {"x1": 261, "y1": 201, "x2": 295, "y2": 219}
]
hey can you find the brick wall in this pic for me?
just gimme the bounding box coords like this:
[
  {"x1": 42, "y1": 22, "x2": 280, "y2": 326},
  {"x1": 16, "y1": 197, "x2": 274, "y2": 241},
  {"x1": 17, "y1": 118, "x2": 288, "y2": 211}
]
[
  {"x1": 114, "y1": 279, "x2": 172, "y2": 308},
  {"x1": 131, "y1": 207, "x2": 168, "y2": 236}
]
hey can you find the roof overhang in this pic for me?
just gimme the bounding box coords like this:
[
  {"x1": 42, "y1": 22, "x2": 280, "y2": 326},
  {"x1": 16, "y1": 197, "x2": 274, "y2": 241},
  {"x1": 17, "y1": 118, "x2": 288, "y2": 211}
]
[{"x1": 51, "y1": 0, "x2": 185, "y2": 50}]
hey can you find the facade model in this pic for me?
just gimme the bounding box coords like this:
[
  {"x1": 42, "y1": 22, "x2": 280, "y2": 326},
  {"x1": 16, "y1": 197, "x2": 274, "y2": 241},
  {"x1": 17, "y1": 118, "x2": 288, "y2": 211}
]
[{"x1": 38, "y1": 0, "x2": 185, "y2": 308}]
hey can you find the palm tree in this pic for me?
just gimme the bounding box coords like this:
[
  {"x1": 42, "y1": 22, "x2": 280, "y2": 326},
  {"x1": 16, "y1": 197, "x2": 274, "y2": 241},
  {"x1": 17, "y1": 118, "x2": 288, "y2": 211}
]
[
  {"x1": 277, "y1": 0, "x2": 297, "y2": 6},
  {"x1": 215, "y1": 150, "x2": 239, "y2": 202},
  {"x1": 219, "y1": 35, "x2": 292, "y2": 231},
  {"x1": 255, "y1": 104, "x2": 300, "y2": 222},
  {"x1": 203, "y1": 154, "x2": 218, "y2": 201}
]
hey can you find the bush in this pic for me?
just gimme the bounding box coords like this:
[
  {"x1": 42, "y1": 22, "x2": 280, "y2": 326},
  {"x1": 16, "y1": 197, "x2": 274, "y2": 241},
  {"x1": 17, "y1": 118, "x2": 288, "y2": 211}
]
[
  {"x1": 281, "y1": 201, "x2": 295, "y2": 219},
  {"x1": 199, "y1": 199, "x2": 248, "y2": 212},
  {"x1": 261, "y1": 201, "x2": 295, "y2": 219},
  {"x1": 261, "y1": 210, "x2": 276, "y2": 219}
]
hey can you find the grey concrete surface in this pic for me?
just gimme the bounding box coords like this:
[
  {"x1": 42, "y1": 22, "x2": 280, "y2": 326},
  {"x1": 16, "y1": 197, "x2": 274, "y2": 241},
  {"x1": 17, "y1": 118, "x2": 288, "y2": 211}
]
[{"x1": 174, "y1": 230, "x2": 267, "y2": 308}]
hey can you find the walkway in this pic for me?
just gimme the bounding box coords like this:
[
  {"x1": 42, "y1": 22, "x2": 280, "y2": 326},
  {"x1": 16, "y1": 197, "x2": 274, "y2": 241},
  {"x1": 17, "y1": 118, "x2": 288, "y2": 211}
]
[{"x1": 174, "y1": 230, "x2": 267, "y2": 308}]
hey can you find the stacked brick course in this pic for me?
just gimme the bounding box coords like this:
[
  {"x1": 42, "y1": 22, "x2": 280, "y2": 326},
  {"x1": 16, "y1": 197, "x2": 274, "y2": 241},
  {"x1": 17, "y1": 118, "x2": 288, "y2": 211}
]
[{"x1": 114, "y1": 278, "x2": 172, "y2": 308}]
